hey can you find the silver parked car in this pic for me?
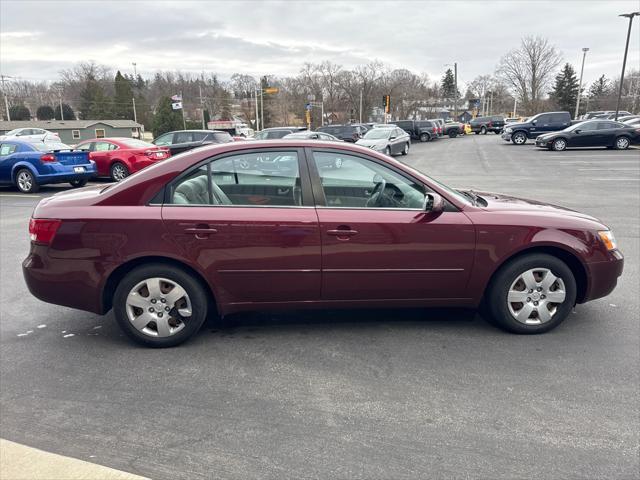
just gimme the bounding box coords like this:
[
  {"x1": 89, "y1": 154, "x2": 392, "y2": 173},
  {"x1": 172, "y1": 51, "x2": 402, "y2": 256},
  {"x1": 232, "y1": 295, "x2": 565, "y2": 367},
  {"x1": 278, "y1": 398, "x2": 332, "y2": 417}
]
[
  {"x1": 356, "y1": 126, "x2": 411, "y2": 156},
  {"x1": 0, "y1": 127, "x2": 60, "y2": 142}
]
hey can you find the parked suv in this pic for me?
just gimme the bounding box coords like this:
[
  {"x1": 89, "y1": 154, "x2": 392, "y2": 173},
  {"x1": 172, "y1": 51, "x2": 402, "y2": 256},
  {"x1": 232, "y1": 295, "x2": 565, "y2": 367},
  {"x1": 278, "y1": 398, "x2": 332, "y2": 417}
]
[
  {"x1": 470, "y1": 116, "x2": 505, "y2": 134},
  {"x1": 395, "y1": 120, "x2": 438, "y2": 142},
  {"x1": 317, "y1": 124, "x2": 367, "y2": 142},
  {"x1": 253, "y1": 127, "x2": 306, "y2": 140},
  {"x1": 501, "y1": 111, "x2": 571, "y2": 145},
  {"x1": 153, "y1": 130, "x2": 233, "y2": 155}
]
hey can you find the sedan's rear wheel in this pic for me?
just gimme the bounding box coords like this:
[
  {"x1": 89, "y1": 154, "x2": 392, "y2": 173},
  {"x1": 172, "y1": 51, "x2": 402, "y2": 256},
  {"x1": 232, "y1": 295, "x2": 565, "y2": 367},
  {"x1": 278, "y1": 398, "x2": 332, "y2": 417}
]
[
  {"x1": 15, "y1": 169, "x2": 39, "y2": 193},
  {"x1": 615, "y1": 136, "x2": 630, "y2": 150},
  {"x1": 113, "y1": 264, "x2": 208, "y2": 347},
  {"x1": 110, "y1": 162, "x2": 129, "y2": 181},
  {"x1": 484, "y1": 254, "x2": 576, "y2": 334},
  {"x1": 552, "y1": 138, "x2": 567, "y2": 151}
]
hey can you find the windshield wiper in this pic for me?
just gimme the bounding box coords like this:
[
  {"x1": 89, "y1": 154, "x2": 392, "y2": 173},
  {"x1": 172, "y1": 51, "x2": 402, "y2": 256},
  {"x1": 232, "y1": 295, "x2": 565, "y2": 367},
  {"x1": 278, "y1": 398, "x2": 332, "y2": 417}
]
[{"x1": 458, "y1": 189, "x2": 479, "y2": 205}]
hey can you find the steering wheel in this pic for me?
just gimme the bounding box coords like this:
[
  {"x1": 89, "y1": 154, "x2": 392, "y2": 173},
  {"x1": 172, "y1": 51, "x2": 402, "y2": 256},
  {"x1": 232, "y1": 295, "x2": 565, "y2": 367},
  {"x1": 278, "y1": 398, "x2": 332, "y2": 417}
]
[{"x1": 366, "y1": 177, "x2": 387, "y2": 207}]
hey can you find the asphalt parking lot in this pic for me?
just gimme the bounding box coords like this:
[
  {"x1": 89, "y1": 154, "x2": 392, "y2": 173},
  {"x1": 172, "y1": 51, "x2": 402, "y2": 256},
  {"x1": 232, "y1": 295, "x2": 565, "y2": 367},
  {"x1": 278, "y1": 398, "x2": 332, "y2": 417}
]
[{"x1": 1, "y1": 134, "x2": 638, "y2": 479}]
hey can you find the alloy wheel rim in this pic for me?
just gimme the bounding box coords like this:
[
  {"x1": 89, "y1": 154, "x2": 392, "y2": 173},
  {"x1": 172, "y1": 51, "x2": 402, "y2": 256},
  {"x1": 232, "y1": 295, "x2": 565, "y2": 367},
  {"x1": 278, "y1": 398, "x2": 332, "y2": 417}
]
[
  {"x1": 514, "y1": 134, "x2": 525, "y2": 144},
  {"x1": 555, "y1": 140, "x2": 566, "y2": 150},
  {"x1": 113, "y1": 165, "x2": 127, "y2": 180},
  {"x1": 507, "y1": 268, "x2": 566, "y2": 325},
  {"x1": 617, "y1": 138, "x2": 628, "y2": 149},
  {"x1": 404, "y1": 144, "x2": 409, "y2": 154},
  {"x1": 17, "y1": 172, "x2": 32, "y2": 191},
  {"x1": 125, "y1": 277, "x2": 192, "y2": 337}
]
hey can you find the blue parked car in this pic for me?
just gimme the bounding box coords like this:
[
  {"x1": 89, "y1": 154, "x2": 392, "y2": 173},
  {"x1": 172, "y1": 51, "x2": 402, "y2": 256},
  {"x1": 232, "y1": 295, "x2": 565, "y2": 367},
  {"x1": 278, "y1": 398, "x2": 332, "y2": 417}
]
[{"x1": 0, "y1": 140, "x2": 96, "y2": 193}]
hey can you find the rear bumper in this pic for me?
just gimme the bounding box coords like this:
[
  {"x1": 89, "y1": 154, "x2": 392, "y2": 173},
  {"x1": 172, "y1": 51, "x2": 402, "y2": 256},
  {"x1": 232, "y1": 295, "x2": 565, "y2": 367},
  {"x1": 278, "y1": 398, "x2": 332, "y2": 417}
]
[
  {"x1": 22, "y1": 245, "x2": 104, "y2": 314},
  {"x1": 36, "y1": 163, "x2": 97, "y2": 184},
  {"x1": 582, "y1": 250, "x2": 624, "y2": 303}
]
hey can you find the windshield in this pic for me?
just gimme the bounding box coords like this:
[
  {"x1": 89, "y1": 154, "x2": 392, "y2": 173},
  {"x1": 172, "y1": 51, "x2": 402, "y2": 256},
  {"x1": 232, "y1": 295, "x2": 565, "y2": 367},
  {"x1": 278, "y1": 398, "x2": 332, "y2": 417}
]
[
  {"x1": 119, "y1": 139, "x2": 155, "y2": 148},
  {"x1": 364, "y1": 129, "x2": 390, "y2": 140},
  {"x1": 565, "y1": 121, "x2": 593, "y2": 132},
  {"x1": 5, "y1": 129, "x2": 20, "y2": 136},
  {"x1": 31, "y1": 142, "x2": 72, "y2": 151}
]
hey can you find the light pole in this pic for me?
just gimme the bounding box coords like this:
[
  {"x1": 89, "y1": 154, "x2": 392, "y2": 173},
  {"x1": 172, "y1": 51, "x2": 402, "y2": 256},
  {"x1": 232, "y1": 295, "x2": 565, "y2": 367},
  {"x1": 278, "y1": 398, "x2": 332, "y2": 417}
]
[
  {"x1": 132, "y1": 62, "x2": 137, "y2": 77},
  {"x1": 574, "y1": 47, "x2": 589, "y2": 119},
  {"x1": 615, "y1": 11, "x2": 639, "y2": 120}
]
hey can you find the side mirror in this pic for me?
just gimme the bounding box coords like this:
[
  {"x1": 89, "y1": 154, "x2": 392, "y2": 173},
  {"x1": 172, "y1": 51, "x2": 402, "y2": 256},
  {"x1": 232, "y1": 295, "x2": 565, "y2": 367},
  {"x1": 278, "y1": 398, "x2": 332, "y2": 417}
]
[
  {"x1": 574, "y1": 129, "x2": 581, "y2": 134},
  {"x1": 389, "y1": 136, "x2": 396, "y2": 140},
  {"x1": 423, "y1": 193, "x2": 444, "y2": 214}
]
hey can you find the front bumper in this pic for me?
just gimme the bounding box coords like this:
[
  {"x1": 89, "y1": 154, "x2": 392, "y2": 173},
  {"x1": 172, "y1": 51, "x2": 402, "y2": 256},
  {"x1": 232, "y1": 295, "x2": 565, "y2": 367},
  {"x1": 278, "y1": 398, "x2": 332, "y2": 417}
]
[
  {"x1": 582, "y1": 250, "x2": 624, "y2": 303},
  {"x1": 535, "y1": 137, "x2": 552, "y2": 148},
  {"x1": 501, "y1": 132, "x2": 512, "y2": 141}
]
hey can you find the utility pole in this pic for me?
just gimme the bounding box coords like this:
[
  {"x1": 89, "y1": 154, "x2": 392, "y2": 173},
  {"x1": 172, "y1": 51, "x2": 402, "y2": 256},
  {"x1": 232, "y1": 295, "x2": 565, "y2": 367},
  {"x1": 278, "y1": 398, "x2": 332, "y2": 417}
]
[
  {"x1": 253, "y1": 88, "x2": 259, "y2": 131},
  {"x1": 0, "y1": 75, "x2": 12, "y2": 121},
  {"x1": 180, "y1": 91, "x2": 186, "y2": 130},
  {"x1": 513, "y1": 97, "x2": 517, "y2": 118},
  {"x1": 615, "y1": 11, "x2": 639, "y2": 120},
  {"x1": 132, "y1": 62, "x2": 137, "y2": 78},
  {"x1": 199, "y1": 84, "x2": 205, "y2": 129},
  {"x1": 453, "y1": 62, "x2": 458, "y2": 119},
  {"x1": 574, "y1": 48, "x2": 589, "y2": 119},
  {"x1": 132, "y1": 97, "x2": 137, "y2": 123},
  {"x1": 359, "y1": 89, "x2": 363, "y2": 124},
  {"x1": 260, "y1": 88, "x2": 264, "y2": 130}
]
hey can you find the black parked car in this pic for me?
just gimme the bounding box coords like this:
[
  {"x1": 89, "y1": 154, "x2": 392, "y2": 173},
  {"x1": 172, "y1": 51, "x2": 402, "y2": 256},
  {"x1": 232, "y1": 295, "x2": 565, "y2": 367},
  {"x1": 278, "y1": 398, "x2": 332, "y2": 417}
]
[
  {"x1": 535, "y1": 120, "x2": 639, "y2": 151},
  {"x1": 253, "y1": 127, "x2": 306, "y2": 140},
  {"x1": 501, "y1": 111, "x2": 571, "y2": 145},
  {"x1": 470, "y1": 116, "x2": 505, "y2": 134},
  {"x1": 152, "y1": 130, "x2": 233, "y2": 155},
  {"x1": 317, "y1": 124, "x2": 367, "y2": 142},
  {"x1": 394, "y1": 120, "x2": 439, "y2": 142}
]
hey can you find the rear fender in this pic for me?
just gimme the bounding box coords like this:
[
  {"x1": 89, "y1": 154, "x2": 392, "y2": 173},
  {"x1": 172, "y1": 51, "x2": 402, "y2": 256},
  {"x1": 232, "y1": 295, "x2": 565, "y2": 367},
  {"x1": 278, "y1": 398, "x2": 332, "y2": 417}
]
[{"x1": 11, "y1": 162, "x2": 39, "y2": 183}]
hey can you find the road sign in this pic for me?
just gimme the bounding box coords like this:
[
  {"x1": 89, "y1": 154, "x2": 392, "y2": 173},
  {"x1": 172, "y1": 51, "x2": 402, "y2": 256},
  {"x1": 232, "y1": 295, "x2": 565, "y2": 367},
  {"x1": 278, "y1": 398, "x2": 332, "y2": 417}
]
[
  {"x1": 305, "y1": 103, "x2": 312, "y2": 111},
  {"x1": 263, "y1": 87, "x2": 279, "y2": 94}
]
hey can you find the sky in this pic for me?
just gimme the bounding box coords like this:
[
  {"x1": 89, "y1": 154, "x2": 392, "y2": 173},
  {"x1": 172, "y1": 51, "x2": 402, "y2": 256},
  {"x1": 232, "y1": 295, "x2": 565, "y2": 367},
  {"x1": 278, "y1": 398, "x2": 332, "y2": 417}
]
[{"x1": 1, "y1": 0, "x2": 639, "y2": 89}]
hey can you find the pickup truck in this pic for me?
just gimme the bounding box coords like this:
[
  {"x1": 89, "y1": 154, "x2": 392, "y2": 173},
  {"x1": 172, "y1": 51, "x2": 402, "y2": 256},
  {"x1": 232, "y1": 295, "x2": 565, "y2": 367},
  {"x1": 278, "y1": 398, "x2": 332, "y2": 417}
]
[
  {"x1": 470, "y1": 116, "x2": 505, "y2": 134},
  {"x1": 501, "y1": 111, "x2": 571, "y2": 145}
]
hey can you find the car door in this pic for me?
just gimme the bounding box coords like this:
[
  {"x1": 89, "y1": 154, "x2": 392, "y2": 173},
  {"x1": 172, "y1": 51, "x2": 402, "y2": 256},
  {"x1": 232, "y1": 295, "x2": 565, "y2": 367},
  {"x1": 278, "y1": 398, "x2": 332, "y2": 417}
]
[
  {"x1": 570, "y1": 122, "x2": 599, "y2": 147},
  {"x1": 161, "y1": 147, "x2": 321, "y2": 308},
  {"x1": 0, "y1": 143, "x2": 19, "y2": 184},
  {"x1": 308, "y1": 148, "x2": 475, "y2": 301},
  {"x1": 90, "y1": 141, "x2": 114, "y2": 172},
  {"x1": 596, "y1": 121, "x2": 621, "y2": 147}
]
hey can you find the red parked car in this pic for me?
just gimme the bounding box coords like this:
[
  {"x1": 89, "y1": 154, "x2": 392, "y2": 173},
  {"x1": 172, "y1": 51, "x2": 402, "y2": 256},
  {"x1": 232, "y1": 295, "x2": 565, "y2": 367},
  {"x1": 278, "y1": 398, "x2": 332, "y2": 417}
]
[
  {"x1": 23, "y1": 140, "x2": 623, "y2": 347},
  {"x1": 75, "y1": 137, "x2": 171, "y2": 181}
]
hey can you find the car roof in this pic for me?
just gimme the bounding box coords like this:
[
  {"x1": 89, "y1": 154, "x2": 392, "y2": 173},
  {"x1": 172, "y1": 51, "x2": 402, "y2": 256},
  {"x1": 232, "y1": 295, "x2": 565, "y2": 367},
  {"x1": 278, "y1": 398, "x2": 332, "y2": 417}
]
[{"x1": 164, "y1": 129, "x2": 226, "y2": 134}]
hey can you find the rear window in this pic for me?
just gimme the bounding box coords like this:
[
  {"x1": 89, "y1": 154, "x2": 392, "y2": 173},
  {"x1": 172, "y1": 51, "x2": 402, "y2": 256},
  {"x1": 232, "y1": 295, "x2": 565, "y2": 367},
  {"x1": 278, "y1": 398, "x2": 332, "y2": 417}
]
[
  {"x1": 211, "y1": 132, "x2": 233, "y2": 143},
  {"x1": 32, "y1": 142, "x2": 72, "y2": 151},
  {"x1": 119, "y1": 139, "x2": 155, "y2": 148}
]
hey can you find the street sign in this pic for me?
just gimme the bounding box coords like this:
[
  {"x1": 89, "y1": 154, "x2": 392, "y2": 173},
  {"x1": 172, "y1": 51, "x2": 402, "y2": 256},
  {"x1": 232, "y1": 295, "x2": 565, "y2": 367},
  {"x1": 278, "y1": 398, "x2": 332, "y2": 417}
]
[
  {"x1": 305, "y1": 103, "x2": 312, "y2": 111},
  {"x1": 263, "y1": 87, "x2": 279, "y2": 94}
]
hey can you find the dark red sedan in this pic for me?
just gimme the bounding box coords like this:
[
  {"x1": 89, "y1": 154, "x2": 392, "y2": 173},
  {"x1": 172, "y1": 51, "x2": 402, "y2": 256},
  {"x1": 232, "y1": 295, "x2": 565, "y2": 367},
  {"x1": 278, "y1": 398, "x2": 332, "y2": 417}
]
[
  {"x1": 75, "y1": 137, "x2": 171, "y2": 181},
  {"x1": 23, "y1": 140, "x2": 623, "y2": 347}
]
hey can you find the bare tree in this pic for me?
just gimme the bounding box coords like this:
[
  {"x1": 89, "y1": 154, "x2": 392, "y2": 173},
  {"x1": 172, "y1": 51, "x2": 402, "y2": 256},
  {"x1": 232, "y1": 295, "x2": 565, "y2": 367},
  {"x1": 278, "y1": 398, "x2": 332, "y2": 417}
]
[{"x1": 497, "y1": 36, "x2": 562, "y2": 114}]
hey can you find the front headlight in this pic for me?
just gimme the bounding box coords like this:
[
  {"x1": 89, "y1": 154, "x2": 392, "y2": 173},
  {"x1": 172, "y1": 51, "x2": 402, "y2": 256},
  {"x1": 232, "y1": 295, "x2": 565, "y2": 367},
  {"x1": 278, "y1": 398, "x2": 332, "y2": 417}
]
[
  {"x1": 598, "y1": 230, "x2": 617, "y2": 251},
  {"x1": 505, "y1": 127, "x2": 513, "y2": 133}
]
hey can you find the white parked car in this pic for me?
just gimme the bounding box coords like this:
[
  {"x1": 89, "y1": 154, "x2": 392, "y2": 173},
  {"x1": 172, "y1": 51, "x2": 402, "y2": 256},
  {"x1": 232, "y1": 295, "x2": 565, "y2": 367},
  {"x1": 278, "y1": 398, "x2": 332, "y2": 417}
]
[{"x1": 0, "y1": 128, "x2": 60, "y2": 142}]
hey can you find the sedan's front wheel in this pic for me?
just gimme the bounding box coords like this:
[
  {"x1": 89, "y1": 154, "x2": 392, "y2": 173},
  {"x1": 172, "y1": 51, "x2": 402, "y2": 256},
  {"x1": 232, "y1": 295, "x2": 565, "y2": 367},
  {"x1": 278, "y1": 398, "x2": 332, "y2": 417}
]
[
  {"x1": 113, "y1": 264, "x2": 209, "y2": 347},
  {"x1": 552, "y1": 138, "x2": 567, "y2": 151},
  {"x1": 615, "y1": 136, "x2": 630, "y2": 150},
  {"x1": 484, "y1": 254, "x2": 576, "y2": 334},
  {"x1": 401, "y1": 143, "x2": 409, "y2": 155}
]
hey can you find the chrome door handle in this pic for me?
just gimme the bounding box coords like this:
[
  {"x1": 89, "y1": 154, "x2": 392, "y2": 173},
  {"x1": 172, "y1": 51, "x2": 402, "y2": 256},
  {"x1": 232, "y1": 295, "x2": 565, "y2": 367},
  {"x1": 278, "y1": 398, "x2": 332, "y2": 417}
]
[
  {"x1": 327, "y1": 229, "x2": 358, "y2": 236},
  {"x1": 184, "y1": 226, "x2": 218, "y2": 239}
]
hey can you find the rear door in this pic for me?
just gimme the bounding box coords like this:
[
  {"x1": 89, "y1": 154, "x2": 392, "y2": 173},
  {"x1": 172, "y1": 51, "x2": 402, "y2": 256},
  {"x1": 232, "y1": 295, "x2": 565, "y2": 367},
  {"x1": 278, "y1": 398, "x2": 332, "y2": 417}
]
[
  {"x1": 161, "y1": 147, "x2": 321, "y2": 308},
  {"x1": 308, "y1": 148, "x2": 475, "y2": 301},
  {"x1": 0, "y1": 143, "x2": 19, "y2": 183}
]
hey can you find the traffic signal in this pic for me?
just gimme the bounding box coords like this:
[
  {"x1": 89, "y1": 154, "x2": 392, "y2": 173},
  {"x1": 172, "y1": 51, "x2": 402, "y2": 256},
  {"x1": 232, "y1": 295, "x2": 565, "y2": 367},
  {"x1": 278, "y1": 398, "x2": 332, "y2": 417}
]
[{"x1": 383, "y1": 95, "x2": 391, "y2": 113}]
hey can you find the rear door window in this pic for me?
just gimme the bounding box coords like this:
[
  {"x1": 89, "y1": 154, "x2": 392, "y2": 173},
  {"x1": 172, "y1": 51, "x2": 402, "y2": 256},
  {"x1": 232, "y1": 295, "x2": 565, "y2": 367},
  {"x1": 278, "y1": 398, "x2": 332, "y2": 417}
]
[
  {"x1": 0, "y1": 143, "x2": 17, "y2": 156},
  {"x1": 94, "y1": 141, "x2": 113, "y2": 152}
]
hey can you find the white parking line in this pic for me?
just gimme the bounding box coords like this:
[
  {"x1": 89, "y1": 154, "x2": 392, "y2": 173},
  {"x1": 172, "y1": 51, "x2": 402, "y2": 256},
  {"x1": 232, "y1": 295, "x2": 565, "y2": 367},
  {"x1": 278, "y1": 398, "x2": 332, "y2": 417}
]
[
  {"x1": 578, "y1": 168, "x2": 640, "y2": 171},
  {"x1": 546, "y1": 155, "x2": 640, "y2": 159},
  {"x1": 590, "y1": 178, "x2": 640, "y2": 181},
  {"x1": 0, "y1": 194, "x2": 41, "y2": 198}
]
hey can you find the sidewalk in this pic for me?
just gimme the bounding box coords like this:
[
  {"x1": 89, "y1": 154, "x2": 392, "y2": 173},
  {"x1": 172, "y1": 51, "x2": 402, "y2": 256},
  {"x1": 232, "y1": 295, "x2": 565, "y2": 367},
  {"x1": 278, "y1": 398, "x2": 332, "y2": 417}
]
[{"x1": 0, "y1": 439, "x2": 149, "y2": 480}]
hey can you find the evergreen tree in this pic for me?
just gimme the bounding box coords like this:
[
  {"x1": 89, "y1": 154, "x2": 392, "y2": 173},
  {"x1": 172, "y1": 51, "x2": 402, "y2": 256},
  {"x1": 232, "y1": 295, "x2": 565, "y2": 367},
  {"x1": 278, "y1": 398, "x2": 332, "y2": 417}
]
[
  {"x1": 203, "y1": 109, "x2": 211, "y2": 126},
  {"x1": 441, "y1": 68, "x2": 458, "y2": 100},
  {"x1": 79, "y1": 74, "x2": 111, "y2": 119},
  {"x1": 550, "y1": 63, "x2": 579, "y2": 112},
  {"x1": 220, "y1": 91, "x2": 232, "y2": 120},
  {"x1": 113, "y1": 70, "x2": 134, "y2": 119},
  {"x1": 151, "y1": 96, "x2": 183, "y2": 137},
  {"x1": 588, "y1": 75, "x2": 611, "y2": 98},
  {"x1": 54, "y1": 103, "x2": 75, "y2": 120},
  {"x1": 9, "y1": 105, "x2": 30, "y2": 120},
  {"x1": 36, "y1": 105, "x2": 55, "y2": 120}
]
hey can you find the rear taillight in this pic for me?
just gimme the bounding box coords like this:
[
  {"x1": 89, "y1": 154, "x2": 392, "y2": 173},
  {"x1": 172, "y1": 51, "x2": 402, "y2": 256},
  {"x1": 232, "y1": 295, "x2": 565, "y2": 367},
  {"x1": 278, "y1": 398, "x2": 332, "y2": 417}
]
[
  {"x1": 29, "y1": 218, "x2": 61, "y2": 245},
  {"x1": 432, "y1": 127, "x2": 436, "y2": 133},
  {"x1": 40, "y1": 154, "x2": 56, "y2": 163}
]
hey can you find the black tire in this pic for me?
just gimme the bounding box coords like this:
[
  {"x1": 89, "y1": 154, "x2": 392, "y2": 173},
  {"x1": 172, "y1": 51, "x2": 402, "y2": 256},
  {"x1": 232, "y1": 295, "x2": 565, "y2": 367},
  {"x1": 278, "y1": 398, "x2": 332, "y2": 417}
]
[
  {"x1": 474, "y1": 131, "x2": 479, "y2": 135},
  {"x1": 419, "y1": 133, "x2": 429, "y2": 143},
  {"x1": 552, "y1": 138, "x2": 567, "y2": 151},
  {"x1": 448, "y1": 130, "x2": 458, "y2": 138},
  {"x1": 385, "y1": 146, "x2": 391, "y2": 156},
  {"x1": 69, "y1": 178, "x2": 88, "y2": 188},
  {"x1": 15, "y1": 168, "x2": 39, "y2": 193},
  {"x1": 484, "y1": 254, "x2": 577, "y2": 334},
  {"x1": 480, "y1": 126, "x2": 487, "y2": 135},
  {"x1": 511, "y1": 131, "x2": 527, "y2": 145},
  {"x1": 614, "y1": 136, "x2": 630, "y2": 150},
  {"x1": 113, "y1": 264, "x2": 209, "y2": 347},
  {"x1": 110, "y1": 162, "x2": 129, "y2": 182},
  {"x1": 401, "y1": 143, "x2": 409, "y2": 155}
]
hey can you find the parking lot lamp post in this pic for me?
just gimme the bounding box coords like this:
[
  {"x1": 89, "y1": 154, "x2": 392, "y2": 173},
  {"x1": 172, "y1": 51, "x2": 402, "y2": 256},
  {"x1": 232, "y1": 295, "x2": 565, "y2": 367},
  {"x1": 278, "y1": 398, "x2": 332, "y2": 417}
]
[
  {"x1": 575, "y1": 48, "x2": 589, "y2": 119},
  {"x1": 615, "y1": 12, "x2": 640, "y2": 120}
]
